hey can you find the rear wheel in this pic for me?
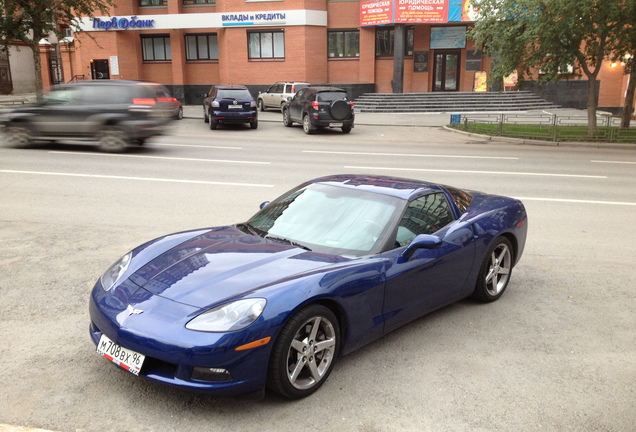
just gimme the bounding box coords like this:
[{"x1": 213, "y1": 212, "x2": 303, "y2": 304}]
[
  {"x1": 342, "y1": 125, "x2": 352, "y2": 134},
  {"x1": 472, "y1": 237, "x2": 513, "y2": 302},
  {"x1": 4, "y1": 125, "x2": 32, "y2": 148},
  {"x1": 250, "y1": 120, "x2": 258, "y2": 129},
  {"x1": 176, "y1": 106, "x2": 183, "y2": 120},
  {"x1": 98, "y1": 126, "x2": 127, "y2": 152},
  {"x1": 302, "y1": 114, "x2": 314, "y2": 134},
  {"x1": 283, "y1": 108, "x2": 293, "y2": 127},
  {"x1": 267, "y1": 305, "x2": 339, "y2": 399}
]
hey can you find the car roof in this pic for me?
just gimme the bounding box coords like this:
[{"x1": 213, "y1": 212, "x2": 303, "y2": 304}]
[
  {"x1": 309, "y1": 174, "x2": 444, "y2": 201},
  {"x1": 62, "y1": 80, "x2": 164, "y2": 87}
]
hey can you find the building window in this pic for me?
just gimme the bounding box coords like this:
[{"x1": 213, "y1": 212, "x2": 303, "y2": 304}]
[
  {"x1": 185, "y1": 34, "x2": 218, "y2": 60},
  {"x1": 248, "y1": 31, "x2": 284, "y2": 59},
  {"x1": 375, "y1": 27, "x2": 414, "y2": 57},
  {"x1": 328, "y1": 30, "x2": 359, "y2": 58},
  {"x1": 139, "y1": 0, "x2": 167, "y2": 6},
  {"x1": 182, "y1": 0, "x2": 215, "y2": 4},
  {"x1": 141, "y1": 35, "x2": 171, "y2": 61}
]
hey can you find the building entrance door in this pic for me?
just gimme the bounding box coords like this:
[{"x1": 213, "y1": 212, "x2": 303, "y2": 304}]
[
  {"x1": 90, "y1": 59, "x2": 110, "y2": 80},
  {"x1": 433, "y1": 50, "x2": 460, "y2": 91}
]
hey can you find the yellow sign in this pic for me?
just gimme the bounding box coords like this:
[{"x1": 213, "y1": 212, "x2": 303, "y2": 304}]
[{"x1": 474, "y1": 71, "x2": 487, "y2": 92}]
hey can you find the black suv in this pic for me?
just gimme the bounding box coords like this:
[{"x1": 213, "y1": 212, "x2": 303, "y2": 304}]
[
  {"x1": 282, "y1": 86, "x2": 354, "y2": 134},
  {"x1": 0, "y1": 80, "x2": 174, "y2": 152},
  {"x1": 202, "y1": 85, "x2": 258, "y2": 130}
]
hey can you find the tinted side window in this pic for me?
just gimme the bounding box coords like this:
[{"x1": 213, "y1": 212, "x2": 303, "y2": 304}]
[{"x1": 395, "y1": 193, "x2": 455, "y2": 247}]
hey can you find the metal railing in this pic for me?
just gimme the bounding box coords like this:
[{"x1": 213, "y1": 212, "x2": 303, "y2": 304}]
[
  {"x1": 67, "y1": 74, "x2": 86, "y2": 83},
  {"x1": 453, "y1": 113, "x2": 636, "y2": 143}
]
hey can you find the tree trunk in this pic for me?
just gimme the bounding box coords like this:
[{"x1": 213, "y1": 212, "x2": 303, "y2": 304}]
[
  {"x1": 620, "y1": 60, "x2": 636, "y2": 129},
  {"x1": 587, "y1": 77, "x2": 598, "y2": 136},
  {"x1": 31, "y1": 43, "x2": 44, "y2": 102}
]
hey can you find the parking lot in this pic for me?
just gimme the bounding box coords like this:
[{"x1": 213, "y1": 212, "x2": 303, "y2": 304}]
[{"x1": 1, "y1": 118, "x2": 635, "y2": 431}]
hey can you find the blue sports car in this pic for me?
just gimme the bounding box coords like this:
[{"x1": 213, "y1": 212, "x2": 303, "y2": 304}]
[{"x1": 89, "y1": 174, "x2": 528, "y2": 399}]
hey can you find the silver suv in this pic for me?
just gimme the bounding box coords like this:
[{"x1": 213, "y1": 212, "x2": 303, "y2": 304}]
[{"x1": 257, "y1": 82, "x2": 309, "y2": 112}]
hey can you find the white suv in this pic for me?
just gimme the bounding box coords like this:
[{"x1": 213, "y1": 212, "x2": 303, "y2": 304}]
[{"x1": 257, "y1": 82, "x2": 309, "y2": 112}]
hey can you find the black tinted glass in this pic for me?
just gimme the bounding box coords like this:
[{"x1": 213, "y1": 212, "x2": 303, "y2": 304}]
[{"x1": 217, "y1": 89, "x2": 252, "y2": 100}]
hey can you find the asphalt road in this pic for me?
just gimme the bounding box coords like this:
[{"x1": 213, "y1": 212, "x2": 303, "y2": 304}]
[{"x1": 1, "y1": 119, "x2": 635, "y2": 432}]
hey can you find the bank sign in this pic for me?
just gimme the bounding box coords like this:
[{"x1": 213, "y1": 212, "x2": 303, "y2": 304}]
[
  {"x1": 93, "y1": 16, "x2": 155, "y2": 30},
  {"x1": 360, "y1": 0, "x2": 479, "y2": 26}
]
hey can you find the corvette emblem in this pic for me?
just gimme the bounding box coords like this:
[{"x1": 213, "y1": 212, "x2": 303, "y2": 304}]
[{"x1": 126, "y1": 305, "x2": 144, "y2": 316}]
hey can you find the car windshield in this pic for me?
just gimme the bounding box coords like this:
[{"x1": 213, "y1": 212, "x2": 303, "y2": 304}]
[
  {"x1": 246, "y1": 183, "x2": 404, "y2": 257},
  {"x1": 317, "y1": 92, "x2": 347, "y2": 102},
  {"x1": 217, "y1": 89, "x2": 252, "y2": 100}
]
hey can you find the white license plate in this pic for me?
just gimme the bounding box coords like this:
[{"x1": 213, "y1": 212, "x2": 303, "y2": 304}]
[
  {"x1": 329, "y1": 123, "x2": 343, "y2": 127},
  {"x1": 229, "y1": 104, "x2": 242, "y2": 109},
  {"x1": 96, "y1": 334, "x2": 145, "y2": 376}
]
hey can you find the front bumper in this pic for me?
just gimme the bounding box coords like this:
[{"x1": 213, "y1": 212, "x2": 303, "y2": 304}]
[{"x1": 88, "y1": 280, "x2": 274, "y2": 396}]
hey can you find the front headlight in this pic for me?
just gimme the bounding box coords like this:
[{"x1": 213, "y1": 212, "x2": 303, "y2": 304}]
[
  {"x1": 186, "y1": 298, "x2": 266, "y2": 332},
  {"x1": 100, "y1": 252, "x2": 132, "y2": 292}
]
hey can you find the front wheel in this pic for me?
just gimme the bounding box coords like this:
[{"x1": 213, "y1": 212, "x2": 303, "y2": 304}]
[
  {"x1": 258, "y1": 99, "x2": 266, "y2": 112},
  {"x1": 4, "y1": 125, "x2": 32, "y2": 148},
  {"x1": 267, "y1": 305, "x2": 339, "y2": 399},
  {"x1": 472, "y1": 237, "x2": 513, "y2": 302}
]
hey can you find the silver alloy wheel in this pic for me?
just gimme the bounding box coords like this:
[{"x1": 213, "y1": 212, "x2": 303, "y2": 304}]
[
  {"x1": 302, "y1": 114, "x2": 311, "y2": 134},
  {"x1": 484, "y1": 243, "x2": 512, "y2": 296},
  {"x1": 99, "y1": 126, "x2": 127, "y2": 152},
  {"x1": 5, "y1": 126, "x2": 31, "y2": 147},
  {"x1": 286, "y1": 315, "x2": 337, "y2": 390},
  {"x1": 283, "y1": 109, "x2": 292, "y2": 127}
]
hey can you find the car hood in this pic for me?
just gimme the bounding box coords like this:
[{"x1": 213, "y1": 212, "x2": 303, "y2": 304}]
[{"x1": 128, "y1": 226, "x2": 352, "y2": 309}]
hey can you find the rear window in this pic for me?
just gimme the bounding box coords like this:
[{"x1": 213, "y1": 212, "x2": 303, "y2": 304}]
[
  {"x1": 217, "y1": 89, "x2": 252, "y2": 100},
  {"x1": 443, "y1": 185, "x2": 473, "y2": 215},
  {"x1": 317, "y1": 91, "x2": 347, "y2": 102}
]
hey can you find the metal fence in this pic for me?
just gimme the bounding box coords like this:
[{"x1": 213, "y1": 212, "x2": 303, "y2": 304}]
[{"x1": 452, "y1": 113, "x2": 636, "y2": 143}]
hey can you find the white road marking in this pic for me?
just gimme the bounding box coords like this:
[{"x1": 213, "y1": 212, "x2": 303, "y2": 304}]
[
  {"x1": 590, "y1": 160, "x2": 636, "y2": 165},
  {"x1": 517, "y1": 197, "x2": 636, "y2": 206},
  {"x1": 304, "y1": 150, "x2": 518, "y2": 160},
  {"x1": 0, "y1": 170, "x2": 274, "y2": 188},
  {"x1": 343, "y1": 166, "x2": 607, "y2": 179},
  {"x1": 154, "y1": 143, "x2": 242, "y2": 150},
  {"x1": 48, "y1": 151, "x2": 268, "y2": 164}
]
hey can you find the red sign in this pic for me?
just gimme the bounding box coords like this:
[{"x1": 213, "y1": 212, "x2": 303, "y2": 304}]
[
  {"x1": 360, "y1": 0, "x2": 393, "y2": 27},
  {"x1": 394, "y1": 0, "x2": 448, "y2": 23}
]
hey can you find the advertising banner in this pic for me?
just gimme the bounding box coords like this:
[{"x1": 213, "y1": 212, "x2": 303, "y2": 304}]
[
  {"x1": 360, "y1": 1, "x2": 394, "y2": 26},
  {"x1": 395, "y1": 0, "x2": 448, "y2": 23}
]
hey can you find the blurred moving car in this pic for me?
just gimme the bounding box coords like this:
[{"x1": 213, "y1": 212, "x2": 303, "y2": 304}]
[
  {"x1": 0, "y1": 80, "x2": 174, "y2": 152},
  {"x1": 202, "y1": 85, "x2": 258, "y2": 130},
  {"x1": 256, "y1": 82, "x2": 309, "y2": 112},
  {"x1": 282, "y1": 86, "x2": 354, "y2": 134}
]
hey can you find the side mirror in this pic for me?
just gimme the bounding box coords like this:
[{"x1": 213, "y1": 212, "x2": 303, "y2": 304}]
[
  {"x1": 401, "y1": 234, "x2": 442, "y2": 259},
  {"x1": 259, "y1": 201, "x2": 270, "y2": 210}
]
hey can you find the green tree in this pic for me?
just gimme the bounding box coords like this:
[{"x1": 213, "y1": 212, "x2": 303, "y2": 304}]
[
  {"x1": 468, "y1": 0, "x2": 622, "y2": 136},
  {"x1": 0, "y1": 0, "x2": 113, "y2": 101}
]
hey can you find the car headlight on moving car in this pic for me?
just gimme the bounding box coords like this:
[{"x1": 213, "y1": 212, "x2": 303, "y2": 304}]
[
  {"x1": 186, "y1": 299, "x2": 267, "y2": 332},
  {"x1": 100, "y1": 252, "x2": 132, "y2": 292}
]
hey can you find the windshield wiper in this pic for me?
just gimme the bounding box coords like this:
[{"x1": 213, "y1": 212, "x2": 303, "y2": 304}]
[
  {"x1": 265, "y1": 235, "x2": 312, "y2": 251},
  {"x1": 237, "y1": 222, "x2": 262, "y2": 237}
]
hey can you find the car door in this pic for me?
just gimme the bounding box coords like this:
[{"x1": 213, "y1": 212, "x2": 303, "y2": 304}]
[
  {"x1": 33, "y1": 86, "x2": 90, "y2": 136},
  {"x1": 381, "y1": 193, "x2": 476, "y2": 333}
]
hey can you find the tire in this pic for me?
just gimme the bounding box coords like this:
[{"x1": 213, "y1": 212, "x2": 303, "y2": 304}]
[
  {"x1": 302, "y1": 114, "x2": 314, "y2": 134},
  {"x1": 267, "y1": 305, "x2": 339, "y2": 399},
  {"x1": 258, "y1": 99, "x2": 266, "y2": 112},
  {"x1": 341, "y1": 125, "x2": 352, "y2": 134},
  {"x1": 472, "y1": 237, "x2": 514, "y2": 302},
  {"x1": 4, "y1": 125, "x2": 32, "y2": 148},
  {"x1": 203, "y1": 107, "x2": 209, "y2": 123},
  {"x1": 282, "y1": 108, "x2": 293, "y2": 127},
  {"x1": 98, "y1": 126, "x2": 128, "y2": 152},
  {"x1": 176, "y1": 106, "x2": 183, "y2": 120},
  {"x1": 329, "y1": 99, "x2": 350, "y2": 121},
  {"x1": 209, "y1": 118, "x2": 217, "y2": 130},
  {"x1": 250, "y1": 120, "x2": 258, "y2": 129}
]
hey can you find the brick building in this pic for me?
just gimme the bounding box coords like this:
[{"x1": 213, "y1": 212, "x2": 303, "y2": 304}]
[{"x1": 36, "y1": 0, "x2": 632, "y2": 113}]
